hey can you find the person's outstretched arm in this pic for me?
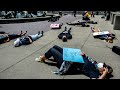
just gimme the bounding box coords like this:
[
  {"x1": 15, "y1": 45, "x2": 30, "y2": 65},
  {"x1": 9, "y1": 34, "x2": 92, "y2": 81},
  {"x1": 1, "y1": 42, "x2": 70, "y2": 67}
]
[{"x1": 27, "y1": 36, "x2": 33, "y2": 44}]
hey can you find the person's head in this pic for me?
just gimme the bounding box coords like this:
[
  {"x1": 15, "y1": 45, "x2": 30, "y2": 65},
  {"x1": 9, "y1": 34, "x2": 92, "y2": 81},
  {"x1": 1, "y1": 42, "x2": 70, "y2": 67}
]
[
  {"x1": 62, "y1": 35, "x2": 67, "y2": 42},
  {"x1": 97, "y1": 63, "x2": 105, "y2": 74},
  {"x1": 85, "y1": 11, "x2": 87, "y2": 13},
  {"x1": 107, "y1": 37, "x2": 113, "y2": 43},
  {"x1": 97, "y1": 63, "x2": 113, "y2": 75}
]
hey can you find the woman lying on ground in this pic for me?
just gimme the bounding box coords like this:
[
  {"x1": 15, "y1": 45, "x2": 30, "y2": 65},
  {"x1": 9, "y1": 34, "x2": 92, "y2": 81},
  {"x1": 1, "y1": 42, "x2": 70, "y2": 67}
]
[
  {"x1": 58, "y1": 27, "x2": 72, "y2": 42},
  {"x1": 35, "y1": 45, "x2": 113, "y2": 79},
  {"x1": 91, "y1": 27, "x2": 115, "y2": 43},
  {"x1": 14, "y1": 31, "x2": 44, "y2": 47},
  {"x1": 0, "y1": 31, "x2": 27, "y2": 44}
]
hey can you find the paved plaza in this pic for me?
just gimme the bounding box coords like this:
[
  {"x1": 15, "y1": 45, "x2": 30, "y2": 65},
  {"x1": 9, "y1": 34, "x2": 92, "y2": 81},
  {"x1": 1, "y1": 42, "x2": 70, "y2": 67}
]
[{"x1": 0, "y1": 14, "x2": 120, "y2": 79}]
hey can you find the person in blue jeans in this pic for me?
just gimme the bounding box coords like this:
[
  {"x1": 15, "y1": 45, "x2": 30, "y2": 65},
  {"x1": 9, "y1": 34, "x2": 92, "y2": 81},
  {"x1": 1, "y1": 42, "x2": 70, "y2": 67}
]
[
  {"x1": 66, "y1": 21, "x2": 90, "y2": 27},
  {"x1": 14, "y1": 31, "x2": 43, "y2": 47},
  {"x1": 35, "y1": 45, "x2": 113, "y2": 79}
]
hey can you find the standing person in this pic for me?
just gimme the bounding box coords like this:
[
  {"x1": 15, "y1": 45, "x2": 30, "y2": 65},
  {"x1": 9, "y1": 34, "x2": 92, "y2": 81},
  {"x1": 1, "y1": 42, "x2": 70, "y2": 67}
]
[
  {"x1": 82, "y1": 11, "x2": 90, "y2": 20},
  {"x1": 104, "y1": 11, "x2": 107, "y2": 17},
  {"x1": 35, "y1": 45, "x2": 113, "y2": 79},
  {"x1": 96, "y1": 11, "x2": 99, "y2": 15},
  {"x1": 106, "y1": 11, "x2": 110, "y2": 21},
  {"x1": 73, "y1": 11, "x2": 76, "y2": 17},
  {"x1": 91, "y1": 11, "x2": 95, "y2": 17}
]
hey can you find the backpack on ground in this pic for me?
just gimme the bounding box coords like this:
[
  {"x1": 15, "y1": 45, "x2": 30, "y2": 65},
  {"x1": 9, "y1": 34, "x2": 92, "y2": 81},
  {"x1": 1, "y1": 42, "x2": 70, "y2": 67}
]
[{"x1": 112, "y1": 46, "x2": 120, "y2": 55}]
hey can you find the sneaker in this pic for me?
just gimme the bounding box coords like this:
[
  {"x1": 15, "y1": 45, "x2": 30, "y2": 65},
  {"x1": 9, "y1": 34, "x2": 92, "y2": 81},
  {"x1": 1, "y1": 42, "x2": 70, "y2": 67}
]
[
  {"x1": 66, "y1": 22, "x2": 69, "y2": 24},
  {"x1": 38, "y1": 31, "x2": 40, "y2": 35},
  {"x1": 35, "y1": 56, "x2": 44, "y2": 62},
  {"x1": 35, "y1": 57, "x2": 41, "y2": 62},
  {"x1": 20, "y1": 30, "x2": 23, "y2": 35},
  {"x1": 65, "y1": 27, "x2": 67, "y2": 31},
  {"x1": 41, "y1": 31, "x2": 44, "y2": 36}
]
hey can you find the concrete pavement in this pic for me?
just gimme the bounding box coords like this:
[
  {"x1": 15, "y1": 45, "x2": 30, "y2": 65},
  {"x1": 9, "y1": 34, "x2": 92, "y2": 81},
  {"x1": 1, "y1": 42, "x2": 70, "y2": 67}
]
[{"x1": 0, "y1": 15, "x2": 120, "y2": 79}]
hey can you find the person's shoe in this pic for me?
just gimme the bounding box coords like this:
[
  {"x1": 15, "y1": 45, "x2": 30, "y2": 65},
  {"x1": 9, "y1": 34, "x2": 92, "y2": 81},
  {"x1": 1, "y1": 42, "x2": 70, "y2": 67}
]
[
  {"x1": 66, "y1": 22, "x2": 69, "y2": 24},
  {"x1": 38, "y1": 31, "x2": 40, "y2": 35},
  {"x1": 94, "y1": 22, "x2": 97, "y2": 24},
  {"x1": 65, "y1": 27, "x2": 67, "y2": 31},
  {"x1": 20, "y1": 30, "x2": 23, "y2": 35},
  {"x1": 41, "y1": 31, "x2": 44, "y2": 36},
  {"x1": 86, "y1": 25, "x2": 90, "y2": 27},
  {"x1": 35, "y1": 56, "x2": 45, "y2": 62},
  {"x1": 69, "y1": 27, "x2": 72, "y2": 30},
  {"x1": 23, "y1": 31, "x2": 27, "y2": 36}
]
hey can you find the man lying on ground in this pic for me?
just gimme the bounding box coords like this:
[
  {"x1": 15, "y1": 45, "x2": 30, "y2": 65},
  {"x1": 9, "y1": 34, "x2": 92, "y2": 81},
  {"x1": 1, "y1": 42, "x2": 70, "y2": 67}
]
[
  {"x1": 58, "y1": 27, "x2": 72, "y2": 42},
  {"x1": 0, "y1": 31, "x2": 27, "y2": 44},
  {"x1": 35, "y1": 45, "x2": 113, "y2": 79},
  {"x1": 14, "y1": 31, "x2": 43, "y2": 47},
  {"x1": 66, "y1": 21, "x2": 90, "y2": 27},
  {"x1": 81, "y1": 20, "x2": 97, "y2": 24}
]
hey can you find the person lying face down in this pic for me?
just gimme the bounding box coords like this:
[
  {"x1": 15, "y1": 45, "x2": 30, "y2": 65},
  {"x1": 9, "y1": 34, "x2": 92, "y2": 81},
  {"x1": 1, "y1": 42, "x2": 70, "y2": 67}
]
[
  {"x1": 58, "y1": 27, "x2": 72, "y2": 42},
  {"x1": 81, "y1": 20, "x2": 97, "y2": 24},
  {"x1": 0, "y1": 31, "x2": 27, "y2": 44},
  {"x1": 66, "y1": 21, "x2": 90, "y2": 27},
  {"x1": 91, "y1": 27, "x2": 115, "y2": 43},
  {"x1": 35, "y1": 45, "x2": 113, "y2": 79},
  {"x1": 14, "y1": 31, "x2": 44, "y2": 47}
]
